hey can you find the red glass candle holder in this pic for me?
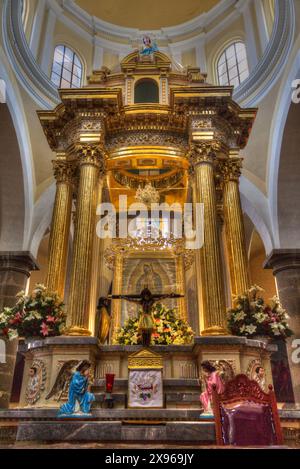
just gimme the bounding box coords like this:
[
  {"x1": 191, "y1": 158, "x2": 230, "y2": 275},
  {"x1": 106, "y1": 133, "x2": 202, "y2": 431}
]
[{"x1": 105, "y1": 373, "x2": 115, "y2": 393}]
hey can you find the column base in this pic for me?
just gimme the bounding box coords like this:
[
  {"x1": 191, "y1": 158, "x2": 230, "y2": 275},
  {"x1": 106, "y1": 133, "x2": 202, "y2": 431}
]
[
  {"x1": 64, "y1": 326, "x2": 92, "y2": 337},
  {"x1": 200, "y1": 326, "x2": 229, "y2": 336}
]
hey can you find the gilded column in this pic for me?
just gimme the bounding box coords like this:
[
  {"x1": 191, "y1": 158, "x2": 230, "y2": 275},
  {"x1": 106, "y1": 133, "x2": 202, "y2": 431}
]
[
  {"x1": 88, "y1": 178, "x2": 104, "y2": 335},
  {"x1": 190, "y1": 143, "x2": 227, "y2": 335},
  {"x1": 66, "y1": 145, "x2": 105, "y2": 336},
  {"x1": 222, "y1": 156, "x2": 249, "y2": 297},
  {"x1": 111, "y1": 253, "x2": 123, "y2": 343},
  {"x1": 175, "y1": 255, "x2": 188, "y2": 321},
  {"x1": 46, "y1": 158, "x2": 74, "y2": 298}
]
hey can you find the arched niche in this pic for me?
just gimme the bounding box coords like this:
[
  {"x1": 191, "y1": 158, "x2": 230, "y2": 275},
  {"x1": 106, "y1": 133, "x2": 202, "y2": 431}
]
[{"x1": 134, "y1": 78, "x2": 159, "y2": 104}]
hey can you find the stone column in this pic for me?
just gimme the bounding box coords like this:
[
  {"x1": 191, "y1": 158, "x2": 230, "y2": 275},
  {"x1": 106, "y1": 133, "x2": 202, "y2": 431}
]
[
  {"x1": 0, "y1": 252, "x2": 38, "y2": 408},
  {"x1": 190, "y1": 143, "x2": 227, "y2": 335},
  {"x1": 66, "y1": 145, "x2": 105, "y2": 336},
  {"x1": 264, "y1": 250, "x2": 300, "y2": 402},
  {"x1": 46, "y1": 158, "x2": 74, "y2": 298},
  {"x1": 222, "y1": 156, "x2": 250, "y2": 297},
  {"x1": 110, "y1": 253, "x2": 123, "y2": 344}
]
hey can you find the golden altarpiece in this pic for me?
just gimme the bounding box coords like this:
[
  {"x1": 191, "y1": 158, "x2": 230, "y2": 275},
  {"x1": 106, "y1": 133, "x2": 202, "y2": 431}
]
[{"x1": 18, "y1": 51, "x2": 275, "y2": 408}]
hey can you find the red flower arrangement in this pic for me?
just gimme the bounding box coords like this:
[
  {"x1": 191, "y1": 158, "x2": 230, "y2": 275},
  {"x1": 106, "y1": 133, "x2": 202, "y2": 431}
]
[{"x1": 0, "y1": 284, "x2": 66, "y2": 340}]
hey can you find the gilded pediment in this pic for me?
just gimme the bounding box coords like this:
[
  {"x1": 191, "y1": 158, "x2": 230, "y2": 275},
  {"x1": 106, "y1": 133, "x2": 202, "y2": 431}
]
[{"x1": 128, "y1": 348, "x2": 163, "y2": 369}]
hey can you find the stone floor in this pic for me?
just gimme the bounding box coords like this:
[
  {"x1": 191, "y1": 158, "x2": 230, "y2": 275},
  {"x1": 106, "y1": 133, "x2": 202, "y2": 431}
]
[{"x1": 0, "y1": 441, "x2": 293, "y2": 449}]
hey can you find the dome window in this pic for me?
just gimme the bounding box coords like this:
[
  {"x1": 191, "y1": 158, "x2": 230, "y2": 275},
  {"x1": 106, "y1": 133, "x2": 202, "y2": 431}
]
[
  {"x1": 217, "y1": 42, "x2": 249, "y2": 88},
  {"x1": 51, "y1": 45, "x2": 83, "y2": 89}
]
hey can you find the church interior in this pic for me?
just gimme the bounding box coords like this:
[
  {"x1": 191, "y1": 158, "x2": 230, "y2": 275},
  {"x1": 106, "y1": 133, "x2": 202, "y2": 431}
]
[{"x1": 0, "y1": 0, "x2": 300, "y2": 449}]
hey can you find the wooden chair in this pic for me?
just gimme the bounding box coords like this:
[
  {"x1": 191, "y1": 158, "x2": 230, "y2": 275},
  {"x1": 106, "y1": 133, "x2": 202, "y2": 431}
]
[{"x1": 212, "y1": 373, "x2": 283, "y2": 446}]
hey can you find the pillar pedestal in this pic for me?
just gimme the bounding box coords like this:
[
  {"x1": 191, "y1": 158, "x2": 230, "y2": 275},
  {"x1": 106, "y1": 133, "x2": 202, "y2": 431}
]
[
  {"x1": 264, "y1": 249, "x2": 300, "y2": 403},
  {"x1": 0, "y1": 252, "x2": 38, "y2": 408}
]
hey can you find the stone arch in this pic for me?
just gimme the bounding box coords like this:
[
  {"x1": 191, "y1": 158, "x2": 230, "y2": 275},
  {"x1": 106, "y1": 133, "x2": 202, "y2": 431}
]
[
  {"x1": 240, "y1": 182, "x2": 273, "y2": 255},
  {"x1": 0, "y1": 47, "x2": 34, "y2": 250},
  {"x1": 267, "y1": 45, "x2": 300, "y2": 247},
  {"x1": 277, "y1": 101, "x2": 300, "y2": 247},
  {"x1": 0, "y1": 104, "x2": 26, "y2": 250}
]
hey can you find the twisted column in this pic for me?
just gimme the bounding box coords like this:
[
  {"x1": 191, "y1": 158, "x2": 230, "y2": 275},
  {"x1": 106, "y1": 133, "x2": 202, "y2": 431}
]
[
  {"x1": 222, "y1": 157, "x2": 249, "y2": 297},
  {"x1": 66, "y1": 145, "x2": 105, "y2": 336},
  {"x1": 190, "y1": 143, "x2": 227, "y2": 335},
  {"x1": 46, "y1": 159, "x2": 74, "y2": 298}
]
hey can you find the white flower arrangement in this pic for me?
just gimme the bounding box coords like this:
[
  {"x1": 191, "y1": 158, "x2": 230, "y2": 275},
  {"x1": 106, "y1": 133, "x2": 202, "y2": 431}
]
[{"x1": 227, "y1": 285, "x2": 293, "y2": 340}]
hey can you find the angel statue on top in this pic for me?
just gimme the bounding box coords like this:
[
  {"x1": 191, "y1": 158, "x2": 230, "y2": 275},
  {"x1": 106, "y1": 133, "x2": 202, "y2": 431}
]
[
  {"x1": 46, "y1": 360, "x2": 95, "y2": 417},
  {"x1": 140, "y1": 36, "x2": 158, "y2": 56}
]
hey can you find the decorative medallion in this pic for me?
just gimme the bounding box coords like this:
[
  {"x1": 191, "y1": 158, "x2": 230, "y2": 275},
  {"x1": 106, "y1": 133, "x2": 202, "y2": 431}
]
[
  {"x1": 25, "y1": 359, "x2": 47, "y2": 405},
  {"x1": 246, "y1": 359, "x2": 266, "y2": 391}
]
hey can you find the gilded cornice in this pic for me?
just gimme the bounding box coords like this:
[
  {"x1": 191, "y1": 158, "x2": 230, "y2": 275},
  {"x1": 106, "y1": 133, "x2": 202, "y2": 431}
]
[
  {"x1": 170, "y1": 87, "x2": 257, "y2": 149},
  {"x1": 37, "y1": 83, "x2": 256, "y2": 157},
  {"x1": 37, "y1": 88, "x2": 122, "y2": 151},
  {"x1": 105, "y1": 130, "x2": 188, "y2": 151},
  {"x1": 106, "y1": 105, "x2": 188, "y2": 135}
]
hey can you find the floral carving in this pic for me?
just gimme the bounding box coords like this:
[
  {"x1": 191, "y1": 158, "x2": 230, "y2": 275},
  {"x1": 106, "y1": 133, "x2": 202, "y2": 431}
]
[
  {"x1": 188, "y1": 142, "x2": 221, "y2": 167},
  {"x1": 221, "y1": 157, "x2": 243, "y2": 182},
  {"x1": 52, "y1": 160, "x2": 76, "y2": 184}
]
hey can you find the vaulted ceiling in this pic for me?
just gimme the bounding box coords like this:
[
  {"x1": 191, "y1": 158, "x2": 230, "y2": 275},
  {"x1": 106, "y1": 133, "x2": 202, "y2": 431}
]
[{"x1": 75, "y1": 0, "x2": 220, "y2": 29}]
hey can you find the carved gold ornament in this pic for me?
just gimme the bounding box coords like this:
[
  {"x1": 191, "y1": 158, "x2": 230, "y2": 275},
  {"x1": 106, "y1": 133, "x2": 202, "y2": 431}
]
[{"x1": 128, "y1": 348, "x2": 163, "y2": 369}]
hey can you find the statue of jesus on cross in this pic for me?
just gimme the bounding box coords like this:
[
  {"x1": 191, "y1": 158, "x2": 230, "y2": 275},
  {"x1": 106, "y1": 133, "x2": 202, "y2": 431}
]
[{"x1": 108, "y1": 288, "x2": 183, "y2": 347}]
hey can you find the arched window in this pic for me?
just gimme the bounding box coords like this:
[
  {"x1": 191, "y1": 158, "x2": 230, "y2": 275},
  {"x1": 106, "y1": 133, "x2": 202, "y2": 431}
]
[
  {"x1": 134, "y1": 79, "x2": 159, "y2": 103},
  {"x1": 51, "y1": 45, "x2": 83, "y2": 89},
  {"x1": 217, "y1": 42, "x2": 249, "y2": 87}
]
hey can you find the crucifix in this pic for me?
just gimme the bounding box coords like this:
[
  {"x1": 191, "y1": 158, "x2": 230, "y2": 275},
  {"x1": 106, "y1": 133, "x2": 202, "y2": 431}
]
[{"x1": 108, "y1": 288, "x2": 184, "y2": 347}]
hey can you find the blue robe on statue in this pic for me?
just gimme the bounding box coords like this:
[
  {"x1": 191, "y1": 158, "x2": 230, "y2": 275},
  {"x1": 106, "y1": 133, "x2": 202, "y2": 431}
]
[{"x1": 58, "y1": 371, "x2": 95, "y2": 416}]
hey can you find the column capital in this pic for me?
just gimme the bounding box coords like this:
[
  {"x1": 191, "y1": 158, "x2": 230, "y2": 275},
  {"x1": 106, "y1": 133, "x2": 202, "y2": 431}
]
[
  {"x1": 264, "y1": 249, "x2": 300, "y2": 275},
  {"x1": 221, "y1": 157, "x2": 243, "y2": 182},
  {"x1": 0, "y1": 251, "x2": 39, "y2": 277},
  {"x1": 74, "y1": 144, "x2": 106, "y2": 174},
  {"x1": 188, "y1": 141, "x2": 221, "y2": 168},
  {"x1": 52, "y1": 159, "x2": 76, "y2": 184}
]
